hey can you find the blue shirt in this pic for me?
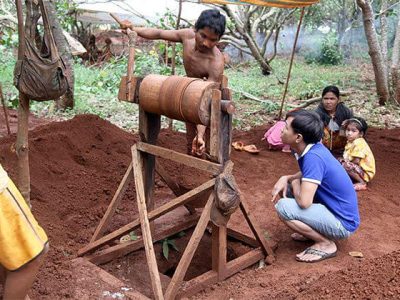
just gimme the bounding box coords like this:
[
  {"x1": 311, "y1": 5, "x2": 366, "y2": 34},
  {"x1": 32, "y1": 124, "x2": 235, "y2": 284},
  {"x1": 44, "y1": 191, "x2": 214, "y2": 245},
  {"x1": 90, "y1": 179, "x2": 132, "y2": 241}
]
[{"x1": 297, "y1": 143, "x2": 360, "y2": 232}]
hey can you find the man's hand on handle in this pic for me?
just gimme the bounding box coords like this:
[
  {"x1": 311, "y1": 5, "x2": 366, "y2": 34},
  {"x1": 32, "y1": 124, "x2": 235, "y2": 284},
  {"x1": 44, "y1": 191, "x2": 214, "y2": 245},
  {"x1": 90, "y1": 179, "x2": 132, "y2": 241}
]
[{"x1": 191, "y1": 135, "x2": 206, "y2": 157}]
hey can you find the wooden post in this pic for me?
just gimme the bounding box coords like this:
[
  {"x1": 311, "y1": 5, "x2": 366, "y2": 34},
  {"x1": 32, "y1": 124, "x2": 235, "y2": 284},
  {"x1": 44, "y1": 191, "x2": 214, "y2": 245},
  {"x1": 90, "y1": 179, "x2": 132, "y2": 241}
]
[
  {"x1": 139, "y1": 108, "x2": 160, "y2": 232},
  {"x1": 220, "y1": 76, "x2": 233, "y2": 164},
  {"x1": 211, "y1": 224, "x2": 227, "y2": 280},
  {"x1": 132, "y1": 145, "x2": 164, "y2": 300},
  {"x1": 209, "y1": 89, "x2": 222, "y2": 162}
]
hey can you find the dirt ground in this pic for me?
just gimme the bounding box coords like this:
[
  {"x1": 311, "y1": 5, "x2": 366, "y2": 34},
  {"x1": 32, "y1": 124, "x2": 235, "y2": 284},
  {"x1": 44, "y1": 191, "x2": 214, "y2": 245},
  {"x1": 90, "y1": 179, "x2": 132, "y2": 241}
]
[{"x1": 0, "y1": 113, "x2": 399, "y2": 299}]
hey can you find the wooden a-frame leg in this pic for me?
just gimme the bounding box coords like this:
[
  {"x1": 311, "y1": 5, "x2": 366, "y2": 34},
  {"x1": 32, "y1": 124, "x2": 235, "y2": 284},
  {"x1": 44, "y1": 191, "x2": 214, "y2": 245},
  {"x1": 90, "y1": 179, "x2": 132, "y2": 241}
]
[
  {"x1": 164, "y1": 193, "x2": 215, "y2": 300},
  {"x1": 90, "y1": 163, "x2": 133, "y2": 243},
  {"x1": 240, "y1": 197, "x2": 275, "y2": 259},
  {"x1": 132, "y1": 145, "x2": 164, "y2": 300}
]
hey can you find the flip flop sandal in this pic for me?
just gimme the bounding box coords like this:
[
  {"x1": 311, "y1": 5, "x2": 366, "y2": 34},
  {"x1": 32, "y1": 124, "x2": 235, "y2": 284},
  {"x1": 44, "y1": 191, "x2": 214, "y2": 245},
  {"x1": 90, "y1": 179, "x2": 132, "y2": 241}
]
[
  {"x1": 353, "y1": 183, "x2": 367, "y2": 191},
  {"x1": 296, "y1": 248, "x2": 337, "y2": 263},
  {"x1": 232, "y1": 141, "x2": 245, "y2": 151},
  {"x1": 242, "y1": 144, "x2": 260, "y2": 154}
]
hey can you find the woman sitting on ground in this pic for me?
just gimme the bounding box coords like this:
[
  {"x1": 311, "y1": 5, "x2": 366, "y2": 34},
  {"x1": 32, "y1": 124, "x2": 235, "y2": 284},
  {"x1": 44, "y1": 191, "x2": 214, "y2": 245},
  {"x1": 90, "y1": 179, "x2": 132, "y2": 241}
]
[
  {"x1": 339, "y1": 117, "x2": 376, "y2": 191},
  {"x1": 315, "y1": 85, "x2": 353, "y2": 156}
]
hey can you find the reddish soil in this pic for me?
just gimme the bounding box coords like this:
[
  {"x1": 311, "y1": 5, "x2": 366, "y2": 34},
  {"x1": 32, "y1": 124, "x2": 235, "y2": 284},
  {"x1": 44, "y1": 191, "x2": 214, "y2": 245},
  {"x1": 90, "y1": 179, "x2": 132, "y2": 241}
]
[
  {"x1": 0, "y1": 108, "x2": 50, "y2": 138},
  {"x1": 0, "y1": 114, "x2": 399, "y2": 299}
]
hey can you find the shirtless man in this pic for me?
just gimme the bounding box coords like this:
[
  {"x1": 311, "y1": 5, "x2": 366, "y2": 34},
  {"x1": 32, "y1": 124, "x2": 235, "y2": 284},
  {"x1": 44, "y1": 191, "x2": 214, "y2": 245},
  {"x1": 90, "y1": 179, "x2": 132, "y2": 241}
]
[{"x1": 120, "y1": 9, "x2": 226, "y2": 155}]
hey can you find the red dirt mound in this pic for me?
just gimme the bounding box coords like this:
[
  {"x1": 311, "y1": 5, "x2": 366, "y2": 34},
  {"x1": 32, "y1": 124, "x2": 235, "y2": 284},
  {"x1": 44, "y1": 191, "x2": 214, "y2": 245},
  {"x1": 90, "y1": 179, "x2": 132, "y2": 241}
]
[{"x1": 0, "y1": 115, "x2": 399, "y2": 299}]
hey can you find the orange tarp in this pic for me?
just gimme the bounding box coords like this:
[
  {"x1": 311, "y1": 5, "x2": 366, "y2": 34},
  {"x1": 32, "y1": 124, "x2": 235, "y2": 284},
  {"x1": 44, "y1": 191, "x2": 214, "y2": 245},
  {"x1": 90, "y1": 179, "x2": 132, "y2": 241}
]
[{"x1": 200, "y1": 0, "x2": 318, "y2": 8}]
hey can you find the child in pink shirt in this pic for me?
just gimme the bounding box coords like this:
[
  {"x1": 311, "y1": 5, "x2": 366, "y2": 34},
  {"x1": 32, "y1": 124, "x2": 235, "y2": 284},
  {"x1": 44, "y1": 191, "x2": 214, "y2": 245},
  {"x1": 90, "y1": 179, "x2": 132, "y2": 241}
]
[{"x1": 263, "y1": 120, "x2": 291, "y2": 152}]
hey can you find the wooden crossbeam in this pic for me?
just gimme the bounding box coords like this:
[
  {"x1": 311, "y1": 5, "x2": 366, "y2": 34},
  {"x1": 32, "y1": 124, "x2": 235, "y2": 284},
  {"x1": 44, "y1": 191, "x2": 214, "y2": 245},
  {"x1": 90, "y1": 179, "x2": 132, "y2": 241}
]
[
  {"x1": 78, "y1": 179, "x2": 216, "y2": 256},
  {"x1": 176, "y1": 248, "x2": 264, "y2": 299},
  {"x1": 136, "y1": 142, "x2": 222, "y2": 175},
  {"x1": 164, "y1": 193, "x2": 214, "y2": 300},
  {"x1": 90, "y1": 163, "x2": 134, "y2": 243},
  {"x1": 226, "y1": 228, "x2": 259, "y2": 248},
  {"x1": 132, "y1": 145, "x2": 164, "y2": 300},
  {"x1": 87, "y1": 214, "x2": 200, "y2": 265}
]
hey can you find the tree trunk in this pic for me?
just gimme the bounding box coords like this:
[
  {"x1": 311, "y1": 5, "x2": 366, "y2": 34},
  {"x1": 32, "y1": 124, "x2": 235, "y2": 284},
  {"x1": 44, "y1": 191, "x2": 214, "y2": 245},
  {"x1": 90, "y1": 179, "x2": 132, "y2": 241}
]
[
  {"x1": 222, "y1": 5, "x2": 273, "y2": 75},
  {"x1": 391, "y1": 13, "x2": 400, "y2": 105},
  {"x1": 357, "y1": 0, "x2": 390, "y2": 105},
  {"x1": 380, "y1": 0, "x2": 388, "y2": 79},
  {"x1": 14, "y1": 0, "x2": 33, "y2": 206},
  {"x1": 45, "y1": 0, "x2": 74, "y2": 109},
  {"x1": 337, "y1": 0, "x2": 347, "y2": 48}
]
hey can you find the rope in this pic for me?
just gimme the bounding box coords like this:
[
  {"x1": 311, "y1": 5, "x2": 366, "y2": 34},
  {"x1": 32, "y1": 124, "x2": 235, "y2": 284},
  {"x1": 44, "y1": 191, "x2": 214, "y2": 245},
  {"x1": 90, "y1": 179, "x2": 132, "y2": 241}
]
[{"x1": 277, "y1": 7, "x2": 305, "y2": 120}]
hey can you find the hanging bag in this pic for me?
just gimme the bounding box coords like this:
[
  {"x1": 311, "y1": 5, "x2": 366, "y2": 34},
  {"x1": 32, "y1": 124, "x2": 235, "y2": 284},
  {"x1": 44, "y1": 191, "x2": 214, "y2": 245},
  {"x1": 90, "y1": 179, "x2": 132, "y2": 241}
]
[{"x1": 14, "y1": 0, "x2": 68, "y2": 101}]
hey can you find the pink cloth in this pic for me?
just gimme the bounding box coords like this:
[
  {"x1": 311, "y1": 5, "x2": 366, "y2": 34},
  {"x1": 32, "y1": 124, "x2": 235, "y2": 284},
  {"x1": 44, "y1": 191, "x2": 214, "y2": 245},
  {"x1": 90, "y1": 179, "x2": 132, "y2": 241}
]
[{"x1": 264, "y1": 121, "x2": 290, "y2": 151}]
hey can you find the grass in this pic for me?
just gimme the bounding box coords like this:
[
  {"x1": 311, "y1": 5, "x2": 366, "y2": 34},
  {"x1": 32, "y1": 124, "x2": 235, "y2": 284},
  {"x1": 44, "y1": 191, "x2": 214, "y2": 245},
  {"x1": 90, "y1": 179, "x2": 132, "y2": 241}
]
[{"x1": 1, "y1": 48, "x2": 399, "y2": 131}]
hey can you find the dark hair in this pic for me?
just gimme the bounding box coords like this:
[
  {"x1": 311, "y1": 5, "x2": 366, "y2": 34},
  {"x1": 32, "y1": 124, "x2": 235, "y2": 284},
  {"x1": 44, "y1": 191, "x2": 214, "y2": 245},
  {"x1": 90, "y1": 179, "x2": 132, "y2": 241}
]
[
  {"x1": 195, "y1": 9, "x2": 226, "y2": 38},
  {"x1": 316, "y1": 85, "x2": 352, "y2": 127},
  {"x1": 286, "y1": 110, "x2": 324, "y2": 144},
  {"x1": 346, "y1": 117, "x2": 368, "y2": 135},
  {"x1": 322, "y1": 85, "x2": 340, "y2": 98}
]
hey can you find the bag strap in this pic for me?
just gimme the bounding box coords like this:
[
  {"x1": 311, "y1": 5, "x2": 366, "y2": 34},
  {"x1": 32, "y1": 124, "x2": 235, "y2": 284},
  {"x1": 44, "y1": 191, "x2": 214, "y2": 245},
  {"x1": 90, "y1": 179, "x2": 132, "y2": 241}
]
[{"x1": 38, "y1": 0, "x2": 61, "y2": 60}]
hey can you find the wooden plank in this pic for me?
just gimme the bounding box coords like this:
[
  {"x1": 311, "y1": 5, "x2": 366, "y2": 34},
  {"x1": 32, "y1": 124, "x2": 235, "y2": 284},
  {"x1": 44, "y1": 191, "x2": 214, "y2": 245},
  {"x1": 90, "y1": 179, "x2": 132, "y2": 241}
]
[
  {"x1": 221, "y1": 113, "x2": 233, "y2": 163},
  {"x1": 136, "y1": 142, "x2": 222, "y2": 175},
  {"x1": 132, "y1": 145, "x2": 164, "y2": 300},
  {"x1": 227, "y1": 228, "x2": 259, "y2": 248},
  {"x1": 211, "y1": 224, "x2": 227, "y2": 280},
  {"x1": 176, "y1": 271, "x2": 219, "y2": 300},
  {"x1": 139, "y1": 109, "x2": 160, "y2": 232},
  {"x1": 164, "y1": 193, "x2": 214, "y2": 300},
  {"x1": 240, "y1": 198, "x2": 274, "y2": 258},
  {"x1": 78, "y1": 179, "x2": 216, "y2": 256},
  {"x1": 88, "y1": 214, "x2": 200, "y2": 265},
  {"x1": 90, "y1": 163, "x2": 133, "y2": 243},
  {"x1": 221, "y1": 87, "x2": 233, "y2": 164},
  {"x1": 177, "y1": 248, "x2": 264, "y2": 299},
  {"x1": 209, "y1": 89, "x2": 222, "y2": 163},
  {"x1": 220, "y1": 74, "x2": 228, "y2": 90}
]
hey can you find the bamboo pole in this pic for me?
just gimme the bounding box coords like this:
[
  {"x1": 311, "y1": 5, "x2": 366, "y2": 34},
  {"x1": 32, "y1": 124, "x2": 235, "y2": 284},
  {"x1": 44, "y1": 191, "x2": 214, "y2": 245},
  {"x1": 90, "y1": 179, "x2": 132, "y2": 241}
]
[{"x1": 277, "y1": 7, "x2": 305, "y2": 120}]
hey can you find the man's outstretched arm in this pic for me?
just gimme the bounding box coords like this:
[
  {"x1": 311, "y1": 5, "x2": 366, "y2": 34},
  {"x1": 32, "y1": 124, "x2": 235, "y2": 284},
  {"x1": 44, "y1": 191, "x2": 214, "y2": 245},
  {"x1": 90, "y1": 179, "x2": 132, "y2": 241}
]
[{"x1": 120, "y1": 20, "x2": 188, "y2": 43}]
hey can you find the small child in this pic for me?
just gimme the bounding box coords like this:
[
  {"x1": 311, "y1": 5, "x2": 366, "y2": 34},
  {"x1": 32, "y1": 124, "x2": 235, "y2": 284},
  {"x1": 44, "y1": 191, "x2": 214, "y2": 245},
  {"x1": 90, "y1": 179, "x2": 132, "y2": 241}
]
[
  {"x1": 262, "y1": 120, "x2": 291, "y2": 152},
  {"x1": 339, "y1": 117, "x2": 376, "y2": 191}
]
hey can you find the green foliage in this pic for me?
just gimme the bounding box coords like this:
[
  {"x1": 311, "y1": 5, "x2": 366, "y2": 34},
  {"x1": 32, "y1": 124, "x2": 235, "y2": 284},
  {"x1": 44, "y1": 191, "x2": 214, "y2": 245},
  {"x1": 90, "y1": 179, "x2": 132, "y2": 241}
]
[
  {"x1": 0, "y1": 28, "x2": 18, "y2": 48},
  {"x1": 55, "y1": 0, "x2": 78, "y2": 31},
  {"x1": 129, "y1": 231, "x2": 138, "y2": 241},
  {"x1": 161, "y1": 238, "x2": 179, "y2": 260},
  {"x1": 305, "y1": 34, "x2": 343, "y2": 65},
  {"x1": 160, "y1": 231, "x2": 185, "y2": 260},
  {"x1": 318, "y1": 34, "x2": 343, "y2": 65}
]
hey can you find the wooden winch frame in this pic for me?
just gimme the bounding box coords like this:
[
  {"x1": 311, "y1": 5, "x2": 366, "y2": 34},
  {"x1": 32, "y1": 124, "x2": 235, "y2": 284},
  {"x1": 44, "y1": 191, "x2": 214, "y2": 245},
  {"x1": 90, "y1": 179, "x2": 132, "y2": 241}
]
[
  {"x1": 78, "y1": 74, "x2": 275, "y2": 299},
  {"x1": 78, "y1": 16, "x2": 274, "y2": 300}
]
